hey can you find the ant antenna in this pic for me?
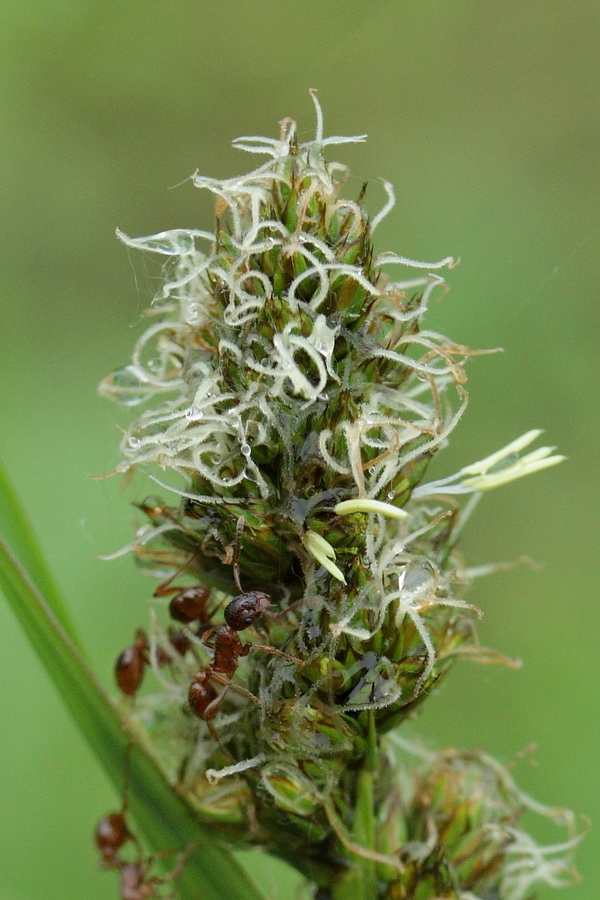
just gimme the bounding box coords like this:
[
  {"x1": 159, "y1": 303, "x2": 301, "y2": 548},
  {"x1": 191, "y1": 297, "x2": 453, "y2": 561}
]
[
  {"x1": 153, "y1": 553, "x2": 196, "y2": 597},
  {"x1": 233, "y1": 517, "x2": 245, "y2": 593}
]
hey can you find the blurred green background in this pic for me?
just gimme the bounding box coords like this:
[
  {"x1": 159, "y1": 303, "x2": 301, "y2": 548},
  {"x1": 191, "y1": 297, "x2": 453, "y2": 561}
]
[{"x1": 1, "y1": 2, "x2": 598, "y2": 898}]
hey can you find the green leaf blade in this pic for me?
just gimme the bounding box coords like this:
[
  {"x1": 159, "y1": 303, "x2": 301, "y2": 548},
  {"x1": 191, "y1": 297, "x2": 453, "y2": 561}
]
[
  {"x1": 0, "y1": 461, "x2": 83, "y2": 652},
  {"x1": 0, "y1": 532, "x2": 267, "y2": 900}
]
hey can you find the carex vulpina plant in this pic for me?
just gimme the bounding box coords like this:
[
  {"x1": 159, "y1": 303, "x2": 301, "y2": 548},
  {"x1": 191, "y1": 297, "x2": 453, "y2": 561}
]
[{"x1": 97, "y1": 92, "x2": 582, "y2": 900}]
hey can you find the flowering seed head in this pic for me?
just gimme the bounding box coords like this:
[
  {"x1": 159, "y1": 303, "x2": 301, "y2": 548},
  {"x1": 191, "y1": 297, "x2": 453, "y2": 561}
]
[{"x1": 100, "y1": 95, "x2": 577, "y2": 897}]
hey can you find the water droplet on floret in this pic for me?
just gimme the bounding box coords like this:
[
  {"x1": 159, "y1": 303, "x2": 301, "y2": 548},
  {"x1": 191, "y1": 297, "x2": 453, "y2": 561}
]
[{"x1": 109, "y1": 366, "x2": 149, "y2": 406}]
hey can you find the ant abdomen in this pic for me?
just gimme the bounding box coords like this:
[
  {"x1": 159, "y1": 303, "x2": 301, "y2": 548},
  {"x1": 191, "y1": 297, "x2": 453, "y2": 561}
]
[
  {"x1": 188, "y1": 672, "x2": 218, "y2": 720},
  {"x1": 95, "y1": 811, "x2": 134, "y2": 862},
  {"x1": 168, "y1": 586, "x2": 210, "y2": 624},
  {"x1": 165, "y1": 627, "x2": 192, "y2": 658},
  {"x1": 115, "y1": 629, "x2": 149, "y2": 696}
]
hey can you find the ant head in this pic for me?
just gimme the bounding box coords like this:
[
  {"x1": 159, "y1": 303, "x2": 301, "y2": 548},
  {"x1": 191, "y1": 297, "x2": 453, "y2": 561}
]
[
  {"x1": 133, "y1": 628, "x2": 149, "y2": 649},
  {"x1": 224, "y1": 591, "x2": 271, "y2": 630}
]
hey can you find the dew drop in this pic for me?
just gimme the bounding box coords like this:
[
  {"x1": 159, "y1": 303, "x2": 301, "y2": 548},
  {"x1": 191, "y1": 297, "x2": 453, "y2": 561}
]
[
  {"x1": 146, "y1": 356, "x2": 162, "y2": 374},
  {"x1": 186, "y1": 305, "x2": 202, "y2": 325},
  {"x1": 109, "y1": 366, "x2": 148, "y2": 406},
  {"x1": 185, "y1": 407, "x2": 204, "y2": 421}
]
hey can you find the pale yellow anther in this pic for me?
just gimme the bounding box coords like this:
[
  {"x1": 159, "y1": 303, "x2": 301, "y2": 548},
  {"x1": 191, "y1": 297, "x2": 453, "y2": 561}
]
[
  {"x1": 303, "y1": 531, "x2": 346, "y2": 584},
  {"x1": 460, "y1": 429, "x2": 543, "y2": 477},
  {"x1": 334, "y1": 498, "x2": 409, "y2": 519},
  {"x1": 462, "y1": 451, "x2": 566, "y2": 492}
]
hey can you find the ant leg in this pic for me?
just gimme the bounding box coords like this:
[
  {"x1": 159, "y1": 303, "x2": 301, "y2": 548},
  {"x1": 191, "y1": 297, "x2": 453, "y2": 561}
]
[
  {"x1": 250, "y1": 642, "x2": 304, "y2": 666},
  {"x1": 200, "y1": 681, "x2": 231, "y2": 719},
  {"x1": 146, "y1": 841, "x2": 202, "y2": 898},
  {"x1": 199, "y1": 625, "x2": 216, "y2": 644},
  {"x1": 261, "y1": 595, "x2": 306, "y2": 621},
  {"x1": 190, "y1": 671, "x2": 259, "y2": 723},
  {"x1": 209, "y1": 671, "x2": 261, "y2": 706},
  {"x1": 188, "y1": 676, "x2": 239, "y2": 755},
  {"x1": 152, "y1": 554, "x2": 196, "y2": 597},
  {"x1": 206, "y1": 719, "x2": 224, "y2": 745}
]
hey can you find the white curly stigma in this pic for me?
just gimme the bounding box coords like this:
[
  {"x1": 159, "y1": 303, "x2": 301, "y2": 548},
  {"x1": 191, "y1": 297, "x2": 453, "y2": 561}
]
[{"x1": 101, "y1": 99, "x2": 460, "y2": 504}]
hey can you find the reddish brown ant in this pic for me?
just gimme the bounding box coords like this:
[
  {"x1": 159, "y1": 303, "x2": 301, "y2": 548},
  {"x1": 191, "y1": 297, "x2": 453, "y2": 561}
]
[
  {"x1": 188, "y1": 518, "x2": 301, "y2": 738},
  {"x1": 113, "y1": 558, "x2": 215, "y2": 697},
  {"x1": 153, "y1": 563, "x2": 213, "y2": 627},
  {"x1": 114, "y1": 627, "x2": 192, "y2": 697},
  {"x1": 95, "y1": 748, "x2": 196, "y2": 899}
]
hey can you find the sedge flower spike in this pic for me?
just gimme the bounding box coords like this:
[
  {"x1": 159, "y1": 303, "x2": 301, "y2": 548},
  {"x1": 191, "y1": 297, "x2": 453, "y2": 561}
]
[{"x1": 99, "y1": 94, "x2": 581, "y2": 899}]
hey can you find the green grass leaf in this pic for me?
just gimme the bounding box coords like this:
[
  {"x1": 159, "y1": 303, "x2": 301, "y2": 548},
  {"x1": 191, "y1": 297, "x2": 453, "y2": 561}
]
[
  {"x1": 0, "y1": 463, "x2": 84, "y2": 651},
  {"x1": 0, "y1": 466, "x2": 267, "y2": 900}
]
